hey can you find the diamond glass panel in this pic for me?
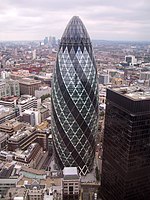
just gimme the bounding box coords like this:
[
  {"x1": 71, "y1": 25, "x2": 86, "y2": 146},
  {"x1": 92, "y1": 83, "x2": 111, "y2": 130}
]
[{"x1": 51, "y1": 16, "x2": 99, "y2": 175}]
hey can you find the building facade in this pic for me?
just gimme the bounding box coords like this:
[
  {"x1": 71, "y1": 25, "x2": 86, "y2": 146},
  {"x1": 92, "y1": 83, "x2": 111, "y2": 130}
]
[
  {"x1": 101, "y1": 87, "x2": 150, "y2": 200},
  {"x1": 62, "y1": 167, "x2": 80, "y2": 200},
  {"x1": 51, "y1": 16, "x2": 98, "y2": 175},
  {"x1": 19, "y1": 78, "x2": 41, "y2": 96},
  {"x1": 0, "y1": 132, "x2": 8, "y2": 150},
  {"x1": 18, "y1": 95, "x2": 41, "y2": 115},
  {"x1": 0, "y1": 79, "x2": 20, "y2": 98}
]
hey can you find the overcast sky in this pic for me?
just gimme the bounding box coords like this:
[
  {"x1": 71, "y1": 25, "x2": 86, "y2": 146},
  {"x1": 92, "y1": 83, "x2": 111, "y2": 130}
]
[{"x1": 0, "y1": 0, "x2": 150, "y2": 41}]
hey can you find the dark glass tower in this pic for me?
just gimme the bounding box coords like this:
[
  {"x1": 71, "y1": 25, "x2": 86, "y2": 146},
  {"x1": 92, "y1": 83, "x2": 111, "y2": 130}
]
[
  {"x1": 101, "y1": 87, "x2": 150, "y2": 200},
  {"x1": 51, "y1": 16, "x2": 98, "y2": 175}
]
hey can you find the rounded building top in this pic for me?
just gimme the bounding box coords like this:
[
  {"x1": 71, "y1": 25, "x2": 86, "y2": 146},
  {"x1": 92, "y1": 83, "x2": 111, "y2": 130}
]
[{"x1": 61, "y1": 16, "x2": 91, "y2": 45}]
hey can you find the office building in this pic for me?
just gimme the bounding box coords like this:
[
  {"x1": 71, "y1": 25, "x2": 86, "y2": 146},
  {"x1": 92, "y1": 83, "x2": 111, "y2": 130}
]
[
  {"x1": 99, "y1": 74, "x2": 109, "y2": 84},
  {"x1": 18, "y1": 95, "x2": 41, "y2": 115},
  {"x1": 32, "y1": 49, "x2": 36, "y2": 60},
  {"x1": 140, "y1": 71, "x2": 150, "y2": 81},
  {"x1": 21, "y1": 109, "x2": 41, "y2": 126},
  {"x1": 101, "y1": 87, "x2": 150, "y2": 200},
  {"x1": 0, "y1": 120, "x2": 24, "y2": 136},
  {"x1": 0, "y1": 96, "x2": 18, "y2": 108},
  {"x1": 0, "y1": 79, "x2": 20, "y2": 98},
  {"x1": 51, "y1": 16, "x2": 98, "y2": 175},
  {"x1": 125, "y1": 55, "x2": 137, "y2": 66},
  {"x1": 44, "y1": 36, "x2": 49, "y2": 45},
  {"x1": 5, "y1": 188, "x2": 26, "y2": 200},
  {"x1": 10, "y1": 70, "x2": 32, "y2": 80},
  {"x1": 19, "y1": 78, "x2": 41, "y2": 96},
  {"x1": 8, "y1": 126, "x2": 48, "y2": 152},
  {"x1": 0, "y1": 163, "x2": 18, "y2": 197},
  {"x1": 62, "y1": 167, "x2": 80, "y2": 200},
  {"x1": 0, "y1": 105, "x2": 19, "y2": 124},
  {"x1": 0, "y1": 132, "x2": 8, "y2": 150},
  {"x1": 14, "y1": 143, "x2": 43, "y2": 168},
  {"x1": 35, "y1": 86, "x2": 51, "y2": 98}
]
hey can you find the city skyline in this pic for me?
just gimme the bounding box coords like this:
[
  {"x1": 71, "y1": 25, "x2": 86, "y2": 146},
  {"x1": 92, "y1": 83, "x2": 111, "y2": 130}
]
[{"x1": 0, "y1": 0, "x2": 150, "y2": 41}]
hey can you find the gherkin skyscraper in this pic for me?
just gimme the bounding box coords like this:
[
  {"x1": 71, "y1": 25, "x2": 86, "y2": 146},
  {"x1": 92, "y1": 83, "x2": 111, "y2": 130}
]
[{"x1": 51, "y1": 16, "x2": 98, "y2": 175}]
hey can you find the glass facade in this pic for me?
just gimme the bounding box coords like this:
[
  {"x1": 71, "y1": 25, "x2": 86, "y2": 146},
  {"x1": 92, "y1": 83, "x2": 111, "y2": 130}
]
[
  {"x1": 101, "y1": 88, "x2": 150, "y2": 200},
  {"x1": 51, "y1": 16, "x2": 98, "y2": 175}
]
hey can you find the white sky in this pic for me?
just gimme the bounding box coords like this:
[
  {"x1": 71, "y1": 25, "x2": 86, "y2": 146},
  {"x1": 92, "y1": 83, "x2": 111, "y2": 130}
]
[{"x1": 0, "y1": 0, "x2": 150, "y2": 41}]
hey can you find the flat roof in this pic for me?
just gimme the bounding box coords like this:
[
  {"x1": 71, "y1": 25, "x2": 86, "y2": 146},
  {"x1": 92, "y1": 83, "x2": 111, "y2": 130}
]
[
  {"x1": 5, "y1": 187, "x2": 25, "y2": 199},
  {"x1": 63, "y1": 167, "x2": 78, "y2": 176},
  {"x1": 19, "y1": 78, "x2": 41, "y2": 85},
  {"x1": 112, "y1": 86, "x2": 150, "y2": 101}
]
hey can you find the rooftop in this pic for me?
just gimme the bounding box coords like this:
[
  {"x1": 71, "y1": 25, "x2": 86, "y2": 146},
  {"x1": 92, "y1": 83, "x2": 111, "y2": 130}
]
[
  {"x1": 112, "y1": 86, "x2": 150, "y2": 101},
  {"x1": 63, "y1": 167, "x2": 79, "y2": 180},
  {"x1": 0, "y1": 106, "x2": 14, "y2": 119},
  {"x1": 19, "y1": 78, "x2": 41, "y2": 85},
  {"x1": 5, "y1": 187, "x2": 26, "y2": 200},
  {"x1": 9, "y1": 129, "x2": 31, "y2": 142},
  {"x1": 0, "y1": 132, "x2": 8, "y2": 139},
  {"x1": 63, "y1": 167, "x2": 78, "y2": 176},
  {"x1": 15, "y1": 143, "x2": 39, "y2": 159}
]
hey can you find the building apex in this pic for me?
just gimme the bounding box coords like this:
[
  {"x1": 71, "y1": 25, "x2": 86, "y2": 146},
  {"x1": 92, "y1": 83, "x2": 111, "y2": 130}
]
[{"x1": 61, "y1": 16, "x2": 90, "y2": 44}]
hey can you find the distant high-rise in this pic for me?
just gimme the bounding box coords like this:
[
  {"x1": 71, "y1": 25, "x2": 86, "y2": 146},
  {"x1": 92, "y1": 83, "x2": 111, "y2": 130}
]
[
  {"x1": 51, "y1": 16, "x2": 98, "y2": 175},
  {"x1": 101, "y1": 87, "x2": 150, "y2": 200}
]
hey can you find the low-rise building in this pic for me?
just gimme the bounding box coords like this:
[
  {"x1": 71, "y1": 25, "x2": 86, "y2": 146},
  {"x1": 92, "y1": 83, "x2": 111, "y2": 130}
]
[
  {"x1": 0, "y1": 105, "x2": 19, "y2": 124},
  {"x1": 18, "y1": 95, "x2": 41, "y2": 115},
  {"x1": 14, "y1": 143, "x2": 43, "y2": 168},
  {"x1": 0, "y1": 96, "x2": 19, "y2": 108},
  {"x1": 62, "y1": 167, "x2": 80, "y2": 200},
  {"x1": 35, "y1": 86, "x2": 51, "y2": 98},
  {"x1": 8, "y1": 126, "x2": 48, "y2": 152},
  {"x1": 0, "y1": 163, "x2": 19, "y2": 198},
  {"x1": 21, "y1": 109, "x2": 41, "y2": 126},
  {"x1": 0, "y1": 132, "x2": 8, "y2": 150},
  {"x1": 5, "y1": 187, "x2": 27, "y2": 200},
  {"x1": 0, "y1": 79, "x2": 20, "y2": 98},
  {"x1": 0, "y1": 120, "x2": 24, "y2": 136},
  {"x1": 19, "y1": 78, "x2": 41, "y2": 96},
  {"x1": 10, "y1": 70, "x2": 32, "y2": 80}
]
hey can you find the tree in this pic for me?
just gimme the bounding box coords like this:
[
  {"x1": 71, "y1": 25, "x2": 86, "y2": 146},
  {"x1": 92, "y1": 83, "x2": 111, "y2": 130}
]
[{"x1": 41, "y1": 93, "x2": 50, "y2": 101}]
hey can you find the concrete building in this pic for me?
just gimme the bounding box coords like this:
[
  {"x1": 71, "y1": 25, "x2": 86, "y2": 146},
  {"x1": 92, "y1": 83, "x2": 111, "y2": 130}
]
[
  {"x1": 18, "y1": 95, "x2": 41, "y2": 115},
  {"x1": 40, "y1": 107, "x2": 50, "y2": 122},
  {"x1": 35, "y1": 86, "x2": 51, "y2": 99},
  {"x1": 10, "y1": 70, "x2": 32, "y2": 80},
  {"x1": 125, "y1": 55, "x2": 137, "y2": 66},
  {"x1": 7, "y1": 126, "x2": 48, "y2": 152},
  {"x1": 0, "y1": 105, "x2": 19, "y2": 124},
  {"x1": 7, "y1": 79, "x2": 20, "y2": 96},
  {"x1": 0, "y1": 120, "x2": 24, "y2": 136},
  {"x1": 21, "y1": 109, "x2": 41, "y2": 126},
  {"x1": 0, "y1": 163, "x2": 19, "y2": 198},
  {"x1": 34, "y1": 73, "x2": 52, "y2": 85},
  {"x1": 1, "y1": 71, "x2": 11, "y2": 79},
  {"x1": 0, "y1": 96, "x2": 18, "y2": 108},
  {"x1": 0, "y1": 132, "x2": 8, "y2": 150},
  {"x1": 19, "y1": 78, "x2": 41, "y2": 96},
  {"x1": 62, "y1": 167, "x2": 80, "y2": 200},
  {"x1": 25, "y1": 180, "x2": 45, "y2": 200},
  {"x1": 32, "y1": 49, "x2": 36, "y2": 60},
  {"x1": 5, "y1": 187, "x2": 27, "y2": 200},
  {"x1": 140, "y1": 71, "x2": 150, "y2": 81},
  {"x1": 14, "y1": 143, "x2": 44, "y2": 168},
  {"x1": 99, "y1": 74, "x2": 109, "y2": 84},
  {"x1": 0, "y1": 79, "x2": 20, "y2": 98}
]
